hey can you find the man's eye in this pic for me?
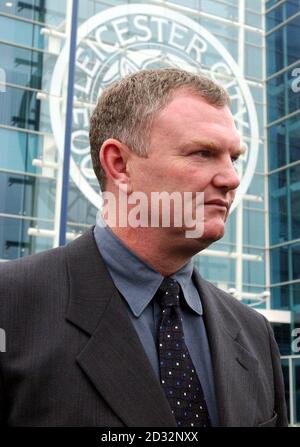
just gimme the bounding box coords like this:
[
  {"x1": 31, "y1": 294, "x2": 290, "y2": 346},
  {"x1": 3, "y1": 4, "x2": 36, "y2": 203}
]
[
  {"x1": 231, "y1": 156, "x2": 239, "y2": 165},
  {"x1": 196, "y1": 150, "x2": 211, "y2": 157}
]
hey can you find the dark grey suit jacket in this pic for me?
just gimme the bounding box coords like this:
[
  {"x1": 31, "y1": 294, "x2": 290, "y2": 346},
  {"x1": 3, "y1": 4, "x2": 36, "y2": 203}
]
[{"x1": 0, "y1": 228, "x2": 288, "y2": 427}]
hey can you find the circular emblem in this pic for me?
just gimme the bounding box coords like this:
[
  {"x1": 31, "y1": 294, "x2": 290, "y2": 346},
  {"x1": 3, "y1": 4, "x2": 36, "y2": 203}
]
[{"x1": 49, "y1": 4, "x2": 259, "y2": 211}]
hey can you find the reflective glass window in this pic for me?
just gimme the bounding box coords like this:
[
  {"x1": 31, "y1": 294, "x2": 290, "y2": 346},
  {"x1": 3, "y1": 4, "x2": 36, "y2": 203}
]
[
  {"x1": 266, "y1": 26, "x2": 284, "y2": 76},
  {"x1": 270, "y1": 245, "x2": 290, "y2": 283},
  {"x1": 286, "y1": 115, "x2": 300, "y2": 164},
  {"x1": 0, "y1": 15, "x2": 45, "y2": 50},
  {"x1": 0, "y1": 0, "x2": 67, "y2": 26},
  {"x1": 194, "y1": 255, "x2": 236, "y2": 284},
  {"x1": 268, "y1": 115, "x2": 300, "y2": 170},
  {"x1": 243, "y1": 209, "x2": 265, "y2": 246},
  {"x1": 266, "y1": 3, "x2": 284, "y2": 31},
  {"x1": 0, "y1": 171, "x2": 37, "y2": 217},
  {"x1": 268, "y1": 122, "x2": 287, "y2": 170},
  {"x1": 292, "y1": 243, "x2": 300, "y2": 280},
  {"x1": 267, "y1": 0, "x2": 300, "y2": 31},
  {"x1": 267, "y1": 73, "x2": 285, "y2": 123},
  {"x1": 245, "y1": 10, "x2": 262, "y2": 28},
  {"x1": 273, "y1": 323, "x2": 292, "y2": 354},
  {"x1": 267, "y1": 14, "x2": 300, "y2": 75},
  {"x1": 198, "y1": 0, "x2": 238, "y2": 21},
  {"x1": 66, "y1": 181, "x2": 98, "y2": 226},
  {"x1": 243, "y1": 258, "x2": 265, "y2": 285},
  {"x1": 0, "y1": 127, "x2": 41, "y2": 173},
  {"x1": 271, "y1": 284, "x2": 290, "y2": 309},
  {"x1": 0, "y1": 42, "x2": 48, "y2": 89},
  {"x1": 290, "y1": 165, "x2": 300, "y2": 240},
  {"x1": 0, "y1": 216, "x2": 53, "y2": 260},
  {"x1": 245, "y1": 44, "x2": 262, "y2": 79},
  {"x1": 0, "y1": 171, "x2": 56, "y2": 220},
  {"x1": 269, "y1": 169, "x2": 289, "y2": 244},
  {"x1": 287, "y1": 15, "x2": 300, "y2": 67},
  {"x1": 268, "y1": 69, "x2": 300, "y2": 123},
  {"x1": 0, "y1": 86, "x2": 41, "y2": 131}
]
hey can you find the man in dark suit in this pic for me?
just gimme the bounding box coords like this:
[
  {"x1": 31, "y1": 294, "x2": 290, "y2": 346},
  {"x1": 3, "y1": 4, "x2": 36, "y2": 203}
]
[{"x1": 0, "y1": 69, "x2": 287, "y2": 427}]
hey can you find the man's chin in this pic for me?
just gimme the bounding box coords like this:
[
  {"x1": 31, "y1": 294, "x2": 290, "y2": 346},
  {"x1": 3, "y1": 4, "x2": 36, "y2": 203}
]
[{"x1": 195, "y1": 223, "x2": 225, "y2": 245}]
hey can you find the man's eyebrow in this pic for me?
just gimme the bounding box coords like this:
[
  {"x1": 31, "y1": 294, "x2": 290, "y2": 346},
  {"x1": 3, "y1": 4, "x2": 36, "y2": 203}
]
[{"x1": 189, "y1": 138, "x2": 246, "y2": 156}]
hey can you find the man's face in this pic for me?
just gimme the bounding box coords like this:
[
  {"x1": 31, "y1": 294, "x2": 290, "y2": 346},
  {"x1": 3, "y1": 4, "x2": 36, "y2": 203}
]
[{"x1": 127, "y1": 90, "x2": 242, "y2": 248}]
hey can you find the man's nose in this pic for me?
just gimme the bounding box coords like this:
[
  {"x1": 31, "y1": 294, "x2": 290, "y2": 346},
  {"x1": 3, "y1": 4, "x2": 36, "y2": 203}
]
[{"x1": 212, "y1": 161, "x2": 241, "y2": 191}]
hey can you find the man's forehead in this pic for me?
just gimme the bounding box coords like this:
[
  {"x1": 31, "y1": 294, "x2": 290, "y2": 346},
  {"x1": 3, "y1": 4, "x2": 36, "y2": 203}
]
[{"x1": 157, "y1": 90, "x2": 233, "y2": 124}]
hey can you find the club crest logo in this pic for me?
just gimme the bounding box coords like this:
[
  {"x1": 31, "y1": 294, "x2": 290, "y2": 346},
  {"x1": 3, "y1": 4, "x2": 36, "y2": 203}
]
[{"x1": 50, "y1": 4, "x2": 259, "y2": 211}]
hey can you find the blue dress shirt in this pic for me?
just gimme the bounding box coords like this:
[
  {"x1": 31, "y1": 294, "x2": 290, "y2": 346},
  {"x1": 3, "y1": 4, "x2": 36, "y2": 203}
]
[{"x1": 93, "y1": 221, "x2": 219, "y2": 426}]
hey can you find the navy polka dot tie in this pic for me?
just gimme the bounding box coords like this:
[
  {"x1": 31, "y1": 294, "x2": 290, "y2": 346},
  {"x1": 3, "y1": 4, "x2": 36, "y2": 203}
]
[{"x1": 157, "y1": 277, "x2": 211, "y2": 427}]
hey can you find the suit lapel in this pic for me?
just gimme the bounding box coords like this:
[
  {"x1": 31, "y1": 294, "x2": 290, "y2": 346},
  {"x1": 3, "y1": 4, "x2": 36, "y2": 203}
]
[
  {"x1": 65, "y1": 228, "x2": 176, "y2": 427},
  {"x1": 193, "y1": 270, "x2": 259, "y2": 427}
]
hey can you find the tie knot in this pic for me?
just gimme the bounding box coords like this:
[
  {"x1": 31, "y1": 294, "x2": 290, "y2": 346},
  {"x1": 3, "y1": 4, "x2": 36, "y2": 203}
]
[{"x1": 158, "y1": 277, "x2": 180, "y2": 308}]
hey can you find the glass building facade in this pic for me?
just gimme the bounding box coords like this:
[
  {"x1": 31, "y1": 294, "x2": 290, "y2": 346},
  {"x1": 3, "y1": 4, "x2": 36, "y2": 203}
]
[
  {"x1": 0, "y1": 0, "x2": 299, "y2": 424},
  {"x1": 266, "y1": 0, "x2": 300, "y2": 425}
]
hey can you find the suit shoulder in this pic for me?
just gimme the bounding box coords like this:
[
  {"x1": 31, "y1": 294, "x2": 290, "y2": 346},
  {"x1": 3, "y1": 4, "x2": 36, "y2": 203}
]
[
  {"x1": 0, "y1": 245, "x2": 68, "y2": 300},
  {"x1": 0, "y1": 244, "x2": 65, "y2": 277},
  {"x1": 0, "y1": 228, "x2": 94, "y2": 297},
  {"x1": 201, "y1": 277, "x2": 266, "y2": 324}
]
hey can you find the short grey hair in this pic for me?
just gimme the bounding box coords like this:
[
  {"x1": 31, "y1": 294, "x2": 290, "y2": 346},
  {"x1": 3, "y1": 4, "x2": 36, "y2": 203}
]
[{"x1": 89, "y1": 68, "x2": 230, "y2": 190}]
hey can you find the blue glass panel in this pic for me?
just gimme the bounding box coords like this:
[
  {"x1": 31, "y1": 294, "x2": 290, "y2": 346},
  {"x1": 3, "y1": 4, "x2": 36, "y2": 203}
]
[
  {"x1": 245, "y1": 44, "x2": 262, "y2": 79},
  {"x1": 247, "y1": 173, "x2": 265, "y2": 206},
  {"x1": 290, "y1": 165, "x2": 300, "y2": 240},
  {"x1": 194, "y1": 255, "x2": 235, "y2": 284},
  {"x1": 271, "y1": 284, "x2": 290, "y2": 309},
  {"x1": 268, "y1": 114, "x2": 300, "y2": 170},
  {"x1": 266, "y1": 3, "x2": 284, "y2": 31},
  {"x1": 287, "y1": 15, "x2": 300, "y2": 67},
  {"x1": 243, "y1": 258, "x2": 265, "y2": 285},
  {"x1": 66, "y1": 181, "x2": 97, "y2": 226},
  {"x1": 287, "y1": 68, "x2": 300, "y2": 117},
  {"x1": 266, "y1": 27, "x2": 284, "y2": 76},
  {"x1": 216, "y1": 211, "x2": 236, "y2": 244},
  {"x1": 0, "y1": 127, "x2": 41, "y2": 173},
  {"x1": 270, "y1": 246, "x2": 289, "y2": 283},
  {"x1": 0, "y1": 216, "x2": 53, "y2": 260},
  {"x1": 0, "y1": 42, "x2": 48, "y2": 89},
  {"x1": 245, "y1": 31, "x2": 263, "y2": 46},
  {"x1": 269, "y1": 170, "x2": 288, "y2": 244},
  {"x1": 273, "y1": 323, "x2": 292, "y2": 354},
  {"x1": 267, "y1": 73, "x2": 285, "y2": 123},
  {"x1": 0, "y1": 0, "x2": 67, "y2": 26},
  {"x1": 0, "y1": 216, "x2": 31, "y2": 259},
  {"x1": 0, "y1": 15, "x2": 45, "y2": 50},
  {"x1": 243, "y1": 209, "x2": 265, "y2": 246},
  {"x1": 289, "y1": 118, "x2": 300, "y2": 164},
  {"x1": 266, "y1": 0, "x2": 300, "y2": 32},
  {"x1": 266, "y1": 0, "x2": 282, "y2": 8},
  {"x1": 292, "y1": 244, "x2": 300, "y2": 280},
  {"x1": 292, "y1": 283, "x2": 300, "y2": 310},
  {"x1": 0, "y1": 171, "x2": 56, "y2": 220},
  {"x1": 267, "y1": 14, "x2": 300, "y2": 75},
  {"x1": 267, "y1": 69, "x2": 300, "y2": 124},
  {"x1": 286, "y1": 0, "x2": 300, "y2": 18},
  {"x1": 245, "y1": 11, "x2": 262, "y2": 28},
  {"x1": 0, "y1": 85, "x2": 42, "y2": 131},
  {"x1": 0, "y1": 171, "x2": 36, "y2": 216},
  {"x1": 246, "y1": 0, "x2": 262, "y2": 12},
  {"x1": 268, "y1": 123, "x2": 287, "y2": 170},
  {"x1": 271, "y1": 242, "x2": 300, "y2": 285},
  {"x1": 198, "y1": 0, "x2": 238, "y2": 20}
]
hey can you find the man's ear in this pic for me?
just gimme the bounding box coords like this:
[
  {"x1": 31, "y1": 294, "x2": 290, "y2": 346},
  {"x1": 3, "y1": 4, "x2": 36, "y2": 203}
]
[{"x1": 99, "y1": 139, "x2": 132, "y2": 194}]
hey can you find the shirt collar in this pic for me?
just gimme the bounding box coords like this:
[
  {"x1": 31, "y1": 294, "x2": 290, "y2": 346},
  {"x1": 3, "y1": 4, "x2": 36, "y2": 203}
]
[{"x1": 93, "y1": 218, "x2": 203, "y2": 317}]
